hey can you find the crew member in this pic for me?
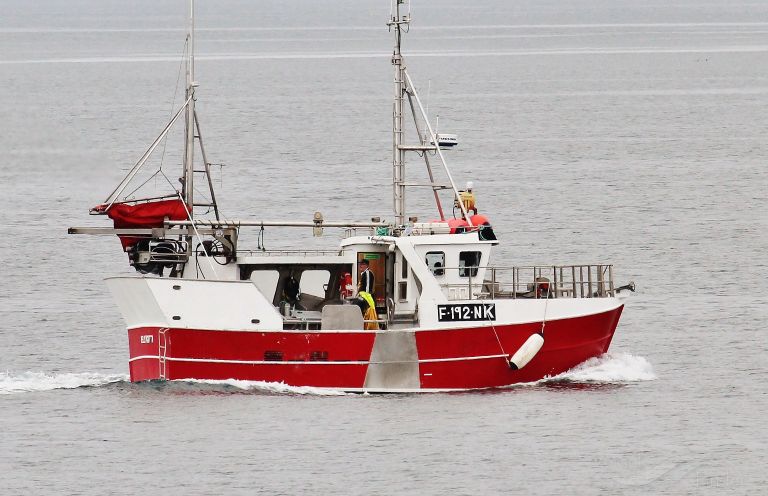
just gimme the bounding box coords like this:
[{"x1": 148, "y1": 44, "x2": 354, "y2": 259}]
[
  {"x1": 282, "y1": 274, "x2": 301, "y2": 311},
  {"x1": 356, "y1": 259, "x2": 378, "y2": 330},
  {"x1": 358, "y1": 259, "x2": 374, "y2": 295}
]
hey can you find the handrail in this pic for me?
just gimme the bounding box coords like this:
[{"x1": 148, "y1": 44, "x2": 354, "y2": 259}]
[
  {"x1": 238, "y1": 249, "x2": 342, "y2": 258},
  {"x1": 167, "y1": 219, "x2": 389, "y2": 228},
  {"x1": 434, "y1": 264, "x2": 619, "y2": 300}
]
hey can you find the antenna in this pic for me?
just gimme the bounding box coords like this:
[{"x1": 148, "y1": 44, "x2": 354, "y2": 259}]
[
  {"x1": 390, "y1": 0, "x2": 412, "y2": 24},
  {"x1": 425, "y1": 79, "x2": 431, "y2": 141}
]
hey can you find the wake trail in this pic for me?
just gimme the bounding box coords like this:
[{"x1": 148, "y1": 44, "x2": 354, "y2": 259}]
[
  {"x1": 0, "y1": 371, "x2": 128, "y2": 395},
  {"x1": 0, "y1": 371, "x2": 344, "y2": 396}
]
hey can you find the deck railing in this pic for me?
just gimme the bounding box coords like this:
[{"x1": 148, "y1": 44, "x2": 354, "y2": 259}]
[
  {"x1": 238, "y1": 249, "x2": 342, "y2": 258},
  {"x1": 342, "y1": 227, "x2": 378, "y2": 238},
  {"x1": 438, "y1": 264, "x2": 618, "y2": 300}
]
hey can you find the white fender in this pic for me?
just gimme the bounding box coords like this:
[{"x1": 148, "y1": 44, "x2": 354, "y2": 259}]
[{"x1": 509, "y1": 333, "x2": 544, "y2": 370}]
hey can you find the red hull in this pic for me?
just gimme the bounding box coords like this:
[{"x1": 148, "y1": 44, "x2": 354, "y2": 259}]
[{"x1": 127, "y1": 306, "x2": 623, "y2": 390}]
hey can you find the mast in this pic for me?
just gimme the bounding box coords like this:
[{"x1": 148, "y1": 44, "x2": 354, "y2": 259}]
[
  {"x1": 180, "y1": 0, "x2": 197, "y2": 274},
  {"x1": 389, "y1": 0, "x2": 409, "y2": 225},
  {"x1": 183, "y1": 0, "x2": 196, "y2": 214},
  {"x1": 387, "y1": 1, "x2": 470, "y2": 226}
]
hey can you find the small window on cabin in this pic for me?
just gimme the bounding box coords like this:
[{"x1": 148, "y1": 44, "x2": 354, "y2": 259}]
[
  {"x1": 459, "y1": 251, "x2": 481, "y2": 277},
  {"x1": 401, "y1": 256, "x2": 408, "y2": 279},
  {"x1": 425, "y1": 251, "x2": 445, "y2": 276}
]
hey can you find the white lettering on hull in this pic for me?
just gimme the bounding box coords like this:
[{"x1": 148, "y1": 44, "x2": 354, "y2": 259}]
[{"x1": 437, "y1": 303, "x2": 496, "y2": 322}]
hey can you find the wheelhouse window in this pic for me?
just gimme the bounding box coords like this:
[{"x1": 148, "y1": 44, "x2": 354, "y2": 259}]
[
  {"x1": 250, "y1": 270, "x2": 280, "y2": 301},
  {"x1": 300, "y1": 270, "x2": 331, "y2": 298},
  {"x1": 425, "y1": 251, "x2": 445, "y2": 276},
  {"x1": 398, "y1": 254, "x2": 409, "y2": 301},
  {"x1": 459, "y1": 251, "x2": 481, "y2": 277}
]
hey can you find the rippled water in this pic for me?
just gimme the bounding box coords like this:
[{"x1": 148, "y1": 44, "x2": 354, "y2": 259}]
[{"x1": 1, "y1": 0, "x2": 766, "y2": 494}]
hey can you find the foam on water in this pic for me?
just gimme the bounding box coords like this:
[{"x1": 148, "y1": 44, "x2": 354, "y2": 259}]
[
  {"x1": 0, "y1": 372, "x2": 346, "y2": 396},
  {"x1": 546, "y1": 352, "x2": 657, "y2": 384},
  {"x1": 177, "y1": 378, "x2": 348, "y2": 396},
  {"x1": 0, "y1": 371, "x2": 128, "y2": 395}
]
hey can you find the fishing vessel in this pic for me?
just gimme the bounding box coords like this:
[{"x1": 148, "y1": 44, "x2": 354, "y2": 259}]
[{"x1": 69, "y1": 1, "x2": 634, "y2": 392}]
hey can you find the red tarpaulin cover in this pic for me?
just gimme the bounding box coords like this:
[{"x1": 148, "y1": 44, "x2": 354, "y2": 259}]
[{"x1": 104, "y1": 199, "x2": 189, "y2": 250}]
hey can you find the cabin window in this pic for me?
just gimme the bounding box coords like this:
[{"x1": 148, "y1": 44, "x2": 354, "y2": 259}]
[
  {"x1": 300, "y1": 270, "x2": 331, "y2": 298},
  {"x1": 459, "y1": 251, "x2": 481, "y2": 277},
  {"x1": 250, "y1": 270, "x2": 280, "y2": 300},
  {"x1": 425, "y1": 251, "x2": 445, "y2": 276},
  {"x1": 398, "y1": 255, "x2": 409, "y2": 302}
]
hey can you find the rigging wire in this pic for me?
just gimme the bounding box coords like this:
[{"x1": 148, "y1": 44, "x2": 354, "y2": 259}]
[
  {"x1": 158, "y1": 168, "x2": 179, "y2": 193},
  {"x1": 487, "y1": 311, "x2": 508, "y2": 365},
  {"x1": 117, "y1": 35, "x2": 234, "y2": 224},
  {"x1": 123, "y1": 169, "x2": 162, "y2": 200},
  {"x1": 158, "y1": 38, "x2": 188, "y2": 174},
  {"x1": 192, "y1": 184, "x2": 212, "y2": 205},
  {"x1": 175, "y1": 191, "x2": 219, "y2": 279},
  {"x1": 540, "y1": 287, "x2": 550, "y2": 336},
  {"x1": 119, "y1": 38, "x2": 188, "y2": 201}
]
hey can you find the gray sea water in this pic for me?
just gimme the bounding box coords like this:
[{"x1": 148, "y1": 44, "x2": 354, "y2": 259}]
[{"x1": 1, "y1": 0, "x2": 767, "y2": 494}]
